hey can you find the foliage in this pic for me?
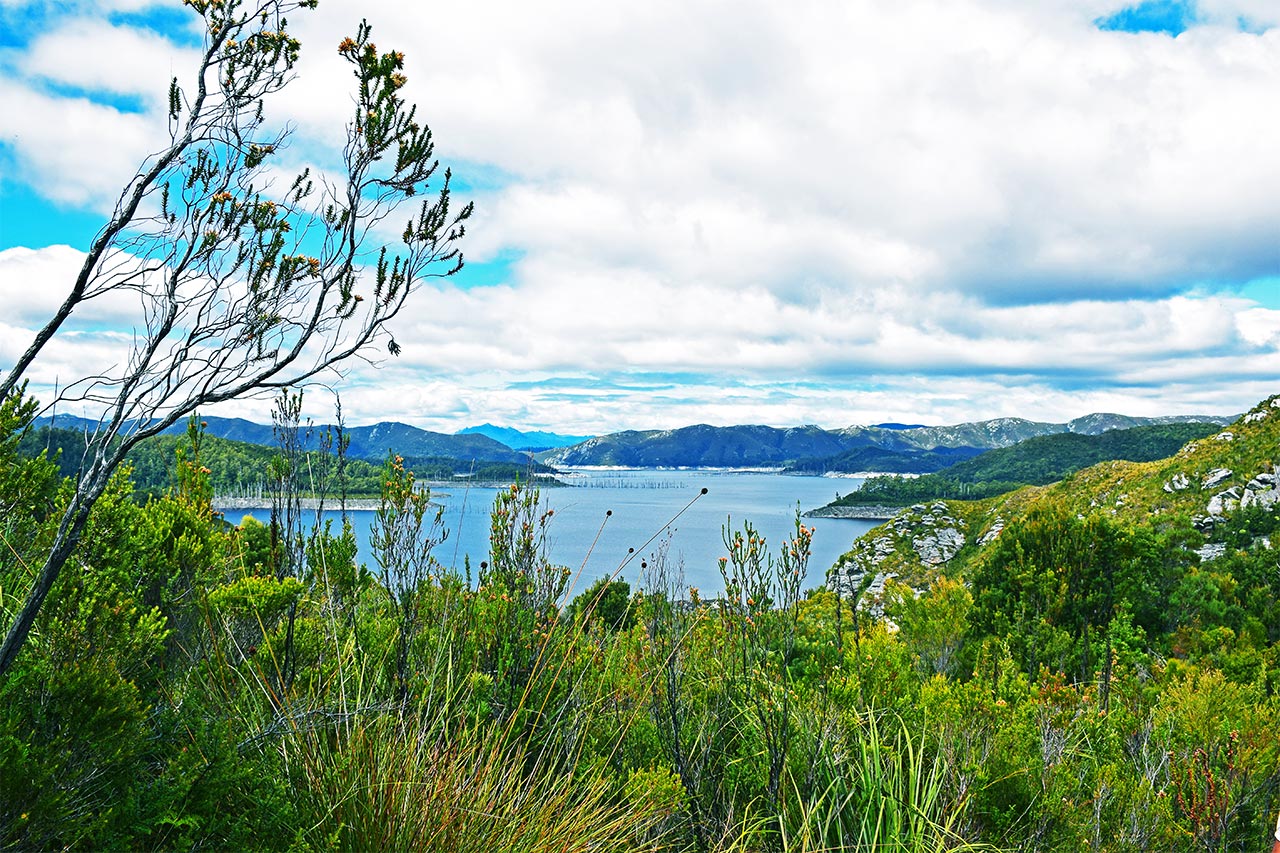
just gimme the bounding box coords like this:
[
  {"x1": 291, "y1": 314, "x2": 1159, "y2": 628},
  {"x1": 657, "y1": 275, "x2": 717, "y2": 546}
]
[
  {"x1": 829, "y1": 422, "x2": 1221, "y2": 507},
  {"x1": 3, "y1": 396, "x2": 1280, "y2": 849},
  {"x1": 0, "y1": 0, "x2": 472, "y2": 676},
  {"x1": 567, "y1": 575, "x2": 636, "y2": 633}
]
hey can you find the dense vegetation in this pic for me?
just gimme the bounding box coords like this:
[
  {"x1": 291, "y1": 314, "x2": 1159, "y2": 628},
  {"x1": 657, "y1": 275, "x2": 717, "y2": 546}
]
[
  {"x1": 2, "y1": 395, "x2": 1278, "y2": 850},
  {"x1": 542, "y1": 415, "x2": 1233, "y2": 471},
  {"x1": 785, "y1": 445, "x2": 984, "y2": 475},
  {"x1": 19, "y1": 426, "x2": 558, "y2": 501},
  {"x1": 826, "y1": 422, "x2": 1221, "y2": 508}
]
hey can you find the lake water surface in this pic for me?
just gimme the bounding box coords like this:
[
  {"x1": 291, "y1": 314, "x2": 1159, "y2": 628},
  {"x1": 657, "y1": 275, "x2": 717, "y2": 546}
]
[{"x1": 228, "y1": 470, "x2": 877, "y2": 594}]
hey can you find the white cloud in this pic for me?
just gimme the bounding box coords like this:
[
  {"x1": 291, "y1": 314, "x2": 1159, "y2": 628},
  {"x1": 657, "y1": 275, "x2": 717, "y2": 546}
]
[
  {"x1": 0, "y1": 78, "x2": 160, "y2": 208},
  {"x1": 1236, "y1": 305, "x2": 1280, "y2": 345},
  {"x1": 4, "y1": 243, "x2": 1275, "y2": 431},
  {"x1": 2, "y1": 1, "x2": 1277, "y2": 431},
  {"x1": 21, "y1": 18, "x2": 201, "y2": 106}
]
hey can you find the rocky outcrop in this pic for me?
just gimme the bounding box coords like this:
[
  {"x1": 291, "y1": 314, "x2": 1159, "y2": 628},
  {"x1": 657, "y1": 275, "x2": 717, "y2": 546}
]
[
  {"x1": 1241, "y1": 472, "x2": 1279, "y2": 510},
  {"x1": 1192, "y1": 465, "x2": 1280, "y2": 536},
  {"x1": 913, "y1": 526, "x2": 966, "y2": 565},
  {"x1": 1201, "y1": 468, "x2": 1233, "y2": 490},
  {"x1": 978, "y1": 517, "x2": 1005, "y2": 545},
  {"x1": 829, "y1": 535, "x2": 899, "y2": 618},
  {"x1": 804, "y1": 504, "x2": 902, "y2": 520},
  {"x1": 1206, "y1": 487, "x2": 1242, "y2": 517},
  {"x1": 1196, "y1": 543, "x2": 1227, "y2": 562},
  {"x1": 829, "y1": 501, "x2": 968, "y2": 616}
]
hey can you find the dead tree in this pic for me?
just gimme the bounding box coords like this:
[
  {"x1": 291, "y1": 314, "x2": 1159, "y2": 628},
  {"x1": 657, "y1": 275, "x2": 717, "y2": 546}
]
[{"x1": 0, "y1": 0, "x2": 471, "y2": 676}]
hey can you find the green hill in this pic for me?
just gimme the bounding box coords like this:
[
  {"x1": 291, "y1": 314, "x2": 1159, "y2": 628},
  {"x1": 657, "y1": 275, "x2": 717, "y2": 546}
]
[
  {"x1": 819, "y1": 421, "x2": 1222, "y2": 509},
  {"x1": 19, "y1": 427, "x2": 556, "y2": 501},
  {"x1": 783, "y1": 444, "x2": 984, "y2": 475},
  {"x1": 830, "y1": 396, "x2": 1280, "y2": 609},
  {"x1": 941, "y1": 421, "x2": 1222, "y2": 482}
]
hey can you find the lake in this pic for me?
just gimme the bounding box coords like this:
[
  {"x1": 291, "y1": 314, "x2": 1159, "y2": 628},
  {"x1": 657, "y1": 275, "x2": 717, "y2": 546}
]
[{"x1": 226, "y1": 469, "x2": 878, "y2": 595}]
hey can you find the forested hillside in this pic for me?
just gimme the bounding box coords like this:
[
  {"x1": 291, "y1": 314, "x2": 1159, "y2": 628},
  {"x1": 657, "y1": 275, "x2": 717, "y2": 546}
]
[
  {"x1": 19, "y1": 426, "x2": 557, "y2": 500},
  {"x1": 819, "y1": 421, "x2": 1222, "y2": 508},
  {"x1": 541, "y1": 413, "x2": 1232, "y2": 471},
  {"x1": 784, "y1": 444, "x2": 985, "y2": 475},
  {"x1": 36, "y1": 415, "x2": 533, "y2": 466},
  {"x1": 1, "y1": 394, "x2": 1277, "y2": 850}
]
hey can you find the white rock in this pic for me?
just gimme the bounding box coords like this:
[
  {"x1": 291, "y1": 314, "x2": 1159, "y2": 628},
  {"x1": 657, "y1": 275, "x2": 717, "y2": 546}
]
[
  {"x1": 1244, "y1": 411, "x2": 1267, "y2": 423},
  {"x1": 913, "y1": 527, "x2": 966, "y2": 565},
  {"x1": 1214, "y1": 432, "x2": 1234, "y2": 442},
  {"x1": 1242, "y1": 486, "x2": 1279, "y2": 511},
  {"x1": 978, "y1": 519, "x2": 1005, "y2": 545},
  {"x1": 1202, "y1": 468, "x2": 1233, "y2": 490},
  {"x1": 1207, "y1": 490, "x2": 1240, "y2": 516},
  {"x1": 1164, "y1": 473, "x2": 1191, "y2": 493},
  {"x1": 1196, "y1": 543, "x2": 1227, "y2": 562}
]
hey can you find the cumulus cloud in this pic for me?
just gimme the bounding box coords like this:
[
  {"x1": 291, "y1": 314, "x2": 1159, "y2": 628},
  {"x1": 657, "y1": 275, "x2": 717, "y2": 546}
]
[
  {"x1": 1, "y1": 0, "x2": 1277, "y2": 431},
  {"x1": 0, "y1": 78, "x2": 160, "y2": 208},
  {"x1": 280, "y1": 0, "x2": 1280, "y2": 303},
  {"x1": 3, "y1": 243, "x2": 1275, "y2": 431},
  {"x1": 20, "y1": 18, "x2": 200, "y2": 105}
]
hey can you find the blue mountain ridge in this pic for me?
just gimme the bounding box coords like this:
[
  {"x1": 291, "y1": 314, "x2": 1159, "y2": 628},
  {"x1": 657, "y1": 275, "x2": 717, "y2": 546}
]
[
  {"x1": 33, "y1": 415, "x2": 527, "y2": 465},
  {"x1": 455, "y1": 423, "x2": 593, "y2": 451},
  {"x1": 33, "y1": 411, "x2": 1236, "y2": 473}
]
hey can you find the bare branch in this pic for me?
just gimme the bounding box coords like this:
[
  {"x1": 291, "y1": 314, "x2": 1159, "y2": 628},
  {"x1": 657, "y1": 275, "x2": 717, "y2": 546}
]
[{"x1": 0, "y1": 0, "x2": 470, "y2": 677}]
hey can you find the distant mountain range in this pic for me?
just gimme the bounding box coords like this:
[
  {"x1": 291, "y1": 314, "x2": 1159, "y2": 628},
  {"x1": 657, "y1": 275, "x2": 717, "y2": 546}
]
[
  {"x1": 816, "y1": 421, "x2": 1226, "y2": 510},
  {"x1": 538, "y1": 413, "x2": 1236, "y2": 470},
  {"x1": 539, "y1": 424, "x2": 853, "y2": 468},
  {"x1": 455, "y1": 424, "x2": 593, "y2": 451},
  {"x1": 34, "y1": 411, "x2": 1237, "y2": 474},
  {"x1": 34, "y1": 415, "x2": 530, "y2": 465}
]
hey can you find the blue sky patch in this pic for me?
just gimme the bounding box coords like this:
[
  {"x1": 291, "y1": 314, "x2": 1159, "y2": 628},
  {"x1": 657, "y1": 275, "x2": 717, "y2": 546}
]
[
  {"x1": 450, "y1": 250, "x2": 521, "y2": 290},
  {"x1": 36, "y1": 80, "x2": 149, "y2": 114},
  {"x1": 0, "y1": 4, "x2": 47, "y2": 49},
  {"x1": 108, "y1": 6, "x2": 203, "y2": 47},
  {"x1": 1237, "y1": 276, "x2": 1280, "y2": 309},
  {"x1": 448, "y1": 161, "x2": 520, "y2": 196},
  {"x1": 1095, "y1": 0, "x2": 1197, "y2": 35},
  {"x1": 0, "y1": 183, "x2": 102, "y2": 251}
]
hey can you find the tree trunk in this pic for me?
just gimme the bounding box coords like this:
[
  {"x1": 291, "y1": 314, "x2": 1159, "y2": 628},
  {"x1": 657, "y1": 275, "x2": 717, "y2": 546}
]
[{"x1": 0, "y1": 507, "x2": 89, "y2": 676}]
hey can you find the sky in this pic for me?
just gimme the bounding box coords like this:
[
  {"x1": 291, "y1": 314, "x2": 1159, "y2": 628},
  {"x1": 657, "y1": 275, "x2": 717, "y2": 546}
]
[{"x1": 0, "y1": 0, "x2": 1277, "y2": 435}]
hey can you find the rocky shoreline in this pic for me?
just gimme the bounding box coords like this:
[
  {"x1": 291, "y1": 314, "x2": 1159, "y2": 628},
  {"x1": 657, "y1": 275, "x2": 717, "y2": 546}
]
[
  {"x1": 803, "y1": 504, "x2": 902, "y2": 520},
  {"x1": 214, "y1": 497, "x2": 383, "y2": 511}
]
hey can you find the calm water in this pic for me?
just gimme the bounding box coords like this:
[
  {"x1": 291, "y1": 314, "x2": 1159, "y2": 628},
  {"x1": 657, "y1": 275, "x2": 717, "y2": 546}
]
[{"x1": 227, "y1": 470, "x2": 877, "y2": 594}]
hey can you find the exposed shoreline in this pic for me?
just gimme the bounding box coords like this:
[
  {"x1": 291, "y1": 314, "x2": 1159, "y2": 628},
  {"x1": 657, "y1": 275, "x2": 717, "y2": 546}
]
[
  {"x1": 802, "y1": 504, "x2": 902, "y2": 520},
  {"x1": 215, "y1": 497, "x2": 383, "y2": 512}
]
